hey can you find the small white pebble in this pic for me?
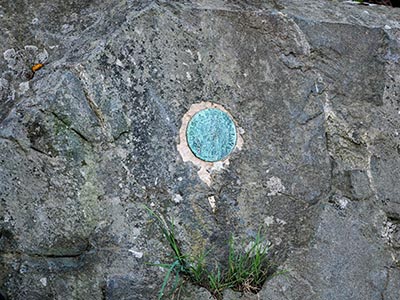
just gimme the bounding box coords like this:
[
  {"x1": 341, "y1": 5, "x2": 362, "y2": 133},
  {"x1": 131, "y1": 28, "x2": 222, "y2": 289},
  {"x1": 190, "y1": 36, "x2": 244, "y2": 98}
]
[
  {"x1": 276, "y1": 218, "x2": 287, "y2": 225},
  {"x1": 264, "y1": 216, "x2": 274, "y2": 226},
  {"x1": 128, "y1": 249, "x2": 143, "y2": 258},
  {"x1": 40, "y1": 277, "x2": 47, "y2": 287},
  {"x1": 208, "y1": 196, "x2": 216, "y2": 213},
  {"x1": 185, "y1": 49, "x2": 193, "y2": 56},
  {"x1": 338, "y1": 197, "x2": 349, "y2": 209},
  {"x1": 173, "y1": 194, "x2": 183, "y2": 204}
]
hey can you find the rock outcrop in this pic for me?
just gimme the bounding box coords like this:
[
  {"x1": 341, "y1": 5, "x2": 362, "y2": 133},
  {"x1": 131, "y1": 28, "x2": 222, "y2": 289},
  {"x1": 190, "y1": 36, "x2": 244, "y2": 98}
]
[{"x1": 1, "y1": 1, "x2": 400, "y2": 299}]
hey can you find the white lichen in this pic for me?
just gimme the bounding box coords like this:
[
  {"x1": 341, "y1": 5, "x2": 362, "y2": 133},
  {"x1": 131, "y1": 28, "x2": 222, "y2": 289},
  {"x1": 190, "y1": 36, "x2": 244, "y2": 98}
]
[
  {"x1": 3, "y1": 48, "x2": 15, "y2": 60},
  {"x1": 382, "y1": 220, "x2": 396, "y2": 245},
  {"x1": 266, "y1": 176, "x2": 285, "y2": 196}
]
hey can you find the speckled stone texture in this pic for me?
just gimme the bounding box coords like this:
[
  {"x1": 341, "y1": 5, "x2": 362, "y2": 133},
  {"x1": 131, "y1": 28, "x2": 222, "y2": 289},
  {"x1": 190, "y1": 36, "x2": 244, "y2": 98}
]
[{"x1": 1, "y1": 1, "x2": 400, "y2": 299}]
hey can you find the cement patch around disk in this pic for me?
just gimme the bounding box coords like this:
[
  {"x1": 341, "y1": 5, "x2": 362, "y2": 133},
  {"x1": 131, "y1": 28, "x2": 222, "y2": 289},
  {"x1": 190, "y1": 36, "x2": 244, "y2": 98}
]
[{"x1": 177, "y1": 102, "x2": 243, "y2": 186}]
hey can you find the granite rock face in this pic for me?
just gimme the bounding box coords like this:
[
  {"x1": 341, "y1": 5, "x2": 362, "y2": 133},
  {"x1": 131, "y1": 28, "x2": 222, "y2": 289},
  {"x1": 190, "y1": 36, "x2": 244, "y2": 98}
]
[{"x1": 1, "y1": 0, "x2": 400, "y2": 299}]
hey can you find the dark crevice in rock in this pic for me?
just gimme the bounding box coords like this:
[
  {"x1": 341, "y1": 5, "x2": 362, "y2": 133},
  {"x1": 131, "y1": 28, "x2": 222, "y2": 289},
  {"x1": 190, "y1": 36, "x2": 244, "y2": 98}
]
[
  {"x1": 35, "y1": 252, "x2": 86, "y2": 259},
  {"x1": 0, "y1": 136, "x2": 27, "y2": 153},
  {"x1": 381, "y1": 268, "x2": 390, "y2": 300},
  {"x1": 2, "y1": 250, "x2": 87, "y2": 259},
  {"x1": 0, "y1": 290, "x2": 7, "y2": 300},
  {"x1": 69, "y1": 127, "x2": 91, "y2": 144},
  {"x1": 112, "y1": 130, "x2": 130, "y2": 143},
  {"x1": 29, "y1": 145, "x2": 54, "y2": 158},
  {"x1": 50, "y1": 111, "x2": 91, "y2": 144},
  {"x1": 298, "y1": 111, "x2": 323, "y2": 125},
  {"x1": 386, "y1": 212, "x2": 400, "y2": 223},
  {"x1": 3, "y1": 241, "x2": 91, "y2": 259},
  {"x1": 101, "y1": 283, "x2": 106, "y2": 300},
  {"x1": 272, "y1": 0, "x2": 285, "y2": 10}
]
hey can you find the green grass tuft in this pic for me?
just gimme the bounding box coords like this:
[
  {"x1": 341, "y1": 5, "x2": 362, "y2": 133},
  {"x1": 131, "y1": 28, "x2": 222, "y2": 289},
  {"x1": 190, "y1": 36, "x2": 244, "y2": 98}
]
[
  {"x1": 145, "y1": 206, "x2": 280, "y2": 299},
  {"x1": 225, "y1": 232, "x2": 271, "y2": 294}
]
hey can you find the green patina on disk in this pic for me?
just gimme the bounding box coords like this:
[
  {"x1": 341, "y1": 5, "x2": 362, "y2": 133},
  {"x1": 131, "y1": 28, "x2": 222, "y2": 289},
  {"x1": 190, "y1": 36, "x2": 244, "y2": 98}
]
[{"x1": 186, "y1": 108, "x2": 237, "y2": 162}]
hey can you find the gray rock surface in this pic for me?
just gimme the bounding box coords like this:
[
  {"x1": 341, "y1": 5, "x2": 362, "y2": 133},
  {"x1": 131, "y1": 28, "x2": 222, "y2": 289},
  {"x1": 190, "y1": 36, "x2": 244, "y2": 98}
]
[{"x1": 1, "y1": 0, "x2": 400, "y2": 299}]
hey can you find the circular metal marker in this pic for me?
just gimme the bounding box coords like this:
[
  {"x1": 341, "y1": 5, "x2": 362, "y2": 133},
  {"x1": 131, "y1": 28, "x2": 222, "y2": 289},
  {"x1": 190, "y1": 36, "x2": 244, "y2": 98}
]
[{"x1": 186, "y1": 108, "x2": 237, "y2": 162}]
